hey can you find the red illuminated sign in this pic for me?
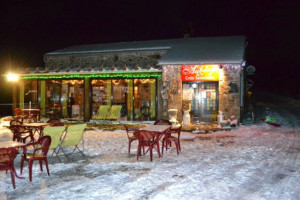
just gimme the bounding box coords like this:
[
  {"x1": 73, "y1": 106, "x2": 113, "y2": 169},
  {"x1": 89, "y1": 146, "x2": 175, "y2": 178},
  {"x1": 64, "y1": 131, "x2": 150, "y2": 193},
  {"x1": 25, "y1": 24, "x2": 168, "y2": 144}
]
[{"x1": 181, "y1": 65, "x2": 220, "y2": 81}]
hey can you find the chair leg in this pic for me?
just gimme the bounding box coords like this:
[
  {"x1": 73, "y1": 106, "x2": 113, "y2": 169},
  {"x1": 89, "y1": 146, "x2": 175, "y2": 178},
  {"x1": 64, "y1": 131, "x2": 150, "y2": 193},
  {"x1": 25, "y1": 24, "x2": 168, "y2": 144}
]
[
  {"x1": 59, "y1": 146, "x2": 70, "y2": 161},
  {"x1": 29, "y1": 160, "x2": 33, "y2": 182},
  {"x1": 55, "y1": 154, "x2": 61, "y2": 162},
  {"x1": 137, "y1": 145, "x2": 140, "y2": 161},
  {"x1": 128, "y1": 140, "x2": 131, "y2": 155},
  {"x1": 44, "y1": 159, "x2": 50, "y2": 176},
  {"x1": 9, "y1": 169, "x2": 16, "y2": 189},
  {"x1": 75, "y1": 146, "x2": 85, "y2": 157},
  {"x1": 150, "y1": 147, "x2": 153, "y2": 162},
  {"x1": 156, "y1": 143, "x2": 161, "y2": 157},
  {"x1": 162, "y1": 138, "x2": 165, "y2": 155},
  {"x1": 52, "y1": 149, "x2": 61, "y2": 162},
  {"x1": 39, "y1": 160, "x2": 43, "y2": 172},
  {"x1": 20, "y1": 157, "x2": 24, "y2": 175},
  {"x1": 175, "y1": 140, "x2": 179, "y2": 155}
]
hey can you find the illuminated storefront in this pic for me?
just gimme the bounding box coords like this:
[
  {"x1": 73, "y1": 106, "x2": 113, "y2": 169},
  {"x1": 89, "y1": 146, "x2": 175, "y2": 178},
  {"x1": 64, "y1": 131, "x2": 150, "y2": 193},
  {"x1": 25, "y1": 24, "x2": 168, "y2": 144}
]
[
  {"x1": 181, "y1": 65, "x2": 220, "y2": 123},
  {"x1": 19, "y1": 72, "x2": 160, "y2": 121},
  {"x1": 14, "y1": 36, "x2": 247, "y2": 123}
]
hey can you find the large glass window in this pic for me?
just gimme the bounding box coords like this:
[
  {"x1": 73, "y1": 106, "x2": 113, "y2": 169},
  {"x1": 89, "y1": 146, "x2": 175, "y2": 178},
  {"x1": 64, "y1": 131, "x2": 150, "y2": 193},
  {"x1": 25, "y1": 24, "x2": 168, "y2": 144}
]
[
  {"x1": 21, "y1": 77, "x2": 157, "y2": 121},
  {"x1": 91, "y1": 78, "x2": 156, "y2": 121},
  {"x1": 62, "y1": 80, "x2": 84, "y2": 120},
  {"x1": 133, "y1": 79, "x2": 156, "y2": 121},
  {"x1": 91, "y1": 79, "x2": 110, "y2": 116},
  {"x1": 44, "y1": 79, "x2": 84, "y2": 119},
  {"x1": 45, "y1": 80, "x2": 61, "y2": 118},
  {"x1": 112, "y1": 79, "x2": 128, "y2": 119},
  {"x1": 23, "y1": 80, "x2": 38, "y2": 108}
]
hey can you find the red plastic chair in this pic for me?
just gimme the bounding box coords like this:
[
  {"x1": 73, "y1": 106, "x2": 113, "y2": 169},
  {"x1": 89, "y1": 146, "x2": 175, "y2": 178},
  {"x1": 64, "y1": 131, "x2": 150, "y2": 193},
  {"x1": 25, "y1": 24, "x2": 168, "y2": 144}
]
[
  {"x1": 124, "y1": 125, "x2": 138, "y2": 155},
  {"x1": 9, "y1": 120, "x2": 33, "y2": 143},
  {"x1": 154, "y1": 119, "x2": 172, "y2": 125},
  {"x1": 162, "y1": 125, "x2": 182, "y2": 155},
  {"x1": 134, "y1": 130, "x2": 161, "y2": 162},
  {"x1": 0, "y1": 147, "x2": 20, "y2": 189},
  {"x1": 14, "y1": 108, "x2": 24, "y2": 123},
  {"x1": 20, "y1": 136, "x2": 51, "y2": 182}
]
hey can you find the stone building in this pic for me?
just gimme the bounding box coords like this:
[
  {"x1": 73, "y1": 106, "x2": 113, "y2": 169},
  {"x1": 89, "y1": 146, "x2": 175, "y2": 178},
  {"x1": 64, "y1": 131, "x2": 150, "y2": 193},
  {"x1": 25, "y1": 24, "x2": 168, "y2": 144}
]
[{"x1": 14, "y1": 36, "x2": 247, "y2": 123}]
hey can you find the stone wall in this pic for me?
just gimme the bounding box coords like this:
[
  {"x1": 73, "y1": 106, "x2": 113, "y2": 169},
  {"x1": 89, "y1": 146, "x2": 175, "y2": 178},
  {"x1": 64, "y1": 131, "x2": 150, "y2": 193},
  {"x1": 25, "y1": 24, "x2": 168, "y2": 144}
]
[
  {"x1": 161, "y1": 64, "x2": 242, "y2": 123},
  {"x1": 218, "y1": 64, "x2": 242, "y2": 121},
  {"x1": 161, "y1": 65, "x2": 183, "y2": 121},
  {"x1": 44, "y1": 50, "x2": 167, "y2": 68}
]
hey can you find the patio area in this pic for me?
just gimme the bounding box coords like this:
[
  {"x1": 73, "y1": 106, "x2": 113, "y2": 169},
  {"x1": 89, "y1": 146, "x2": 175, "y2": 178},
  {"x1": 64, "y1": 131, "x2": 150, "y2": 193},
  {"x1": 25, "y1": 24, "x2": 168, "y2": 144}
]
[{"x1": 0, "y1": 120, "x2": 300, "y2": 199}]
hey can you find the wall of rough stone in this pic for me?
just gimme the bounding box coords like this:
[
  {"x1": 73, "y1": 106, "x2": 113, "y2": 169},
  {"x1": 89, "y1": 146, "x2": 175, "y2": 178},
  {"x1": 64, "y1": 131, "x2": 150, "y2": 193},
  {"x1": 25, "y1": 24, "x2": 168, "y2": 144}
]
[
  {"x1": 44, "y1": 50, "x2": 167, "y2": 68},
  {"x1": 161, "y1": 64, "x2": 242, "y2": 123},
  {"x1": 161, "y1": 65, "x2": 183, "y2": 121},
  {"x1": 218, "y1": 64, "x2": 242, "y2": 121}
]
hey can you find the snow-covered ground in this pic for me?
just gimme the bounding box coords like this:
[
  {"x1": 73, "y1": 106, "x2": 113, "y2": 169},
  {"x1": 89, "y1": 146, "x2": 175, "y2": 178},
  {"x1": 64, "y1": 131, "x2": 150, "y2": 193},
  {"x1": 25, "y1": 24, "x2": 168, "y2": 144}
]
[{"x1": 1, "y1": 92, "x2": 300, "y2": 200}]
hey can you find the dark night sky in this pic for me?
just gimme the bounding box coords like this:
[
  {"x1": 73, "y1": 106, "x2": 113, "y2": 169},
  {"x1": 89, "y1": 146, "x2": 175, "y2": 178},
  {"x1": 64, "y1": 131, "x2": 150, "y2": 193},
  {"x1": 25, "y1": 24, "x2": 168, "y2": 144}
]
[{"x1": 0, "y1": 0, "x2": 299, "y2": 102}]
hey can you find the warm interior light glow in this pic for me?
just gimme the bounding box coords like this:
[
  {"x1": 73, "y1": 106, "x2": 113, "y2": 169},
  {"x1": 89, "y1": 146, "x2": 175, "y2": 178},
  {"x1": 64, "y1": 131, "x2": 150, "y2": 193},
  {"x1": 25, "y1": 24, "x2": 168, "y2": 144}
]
[
  {"x1": 64, "y1": 80, "x2": 84, "y2": 85},
  {"x1": 112, "y1": 79, "x2": 122, "y2": 85},
  {"x1": 134, "y1": 79, "x2": 155, "y2": 84},
  {"x1": 92, "y1": 79, "x2": 107, "y2": 85},
  {"x1": 7, "y1": 73, "x2": 19, "y2": 82}
]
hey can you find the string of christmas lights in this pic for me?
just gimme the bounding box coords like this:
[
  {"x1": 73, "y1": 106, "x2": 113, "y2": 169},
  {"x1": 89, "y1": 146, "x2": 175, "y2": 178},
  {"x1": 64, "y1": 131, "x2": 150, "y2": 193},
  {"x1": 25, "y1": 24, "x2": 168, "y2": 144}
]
[{"x1": 21, "y1": 72, "x2": 162, "y2": 80}]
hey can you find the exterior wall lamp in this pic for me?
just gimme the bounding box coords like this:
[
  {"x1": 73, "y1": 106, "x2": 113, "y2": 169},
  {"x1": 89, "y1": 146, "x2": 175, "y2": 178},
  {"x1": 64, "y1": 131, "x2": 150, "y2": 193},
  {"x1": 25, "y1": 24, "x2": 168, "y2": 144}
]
[{"x1": 7, "y1": 73, "x2": 19, "y2": 82}]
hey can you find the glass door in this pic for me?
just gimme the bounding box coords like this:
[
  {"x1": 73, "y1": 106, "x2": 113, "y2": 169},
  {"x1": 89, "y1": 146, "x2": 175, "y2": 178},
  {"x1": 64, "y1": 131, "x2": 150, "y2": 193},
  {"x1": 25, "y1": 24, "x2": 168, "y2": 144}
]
[{"x1": 183, "y1": 82, "x2": 218, "y2": 123}]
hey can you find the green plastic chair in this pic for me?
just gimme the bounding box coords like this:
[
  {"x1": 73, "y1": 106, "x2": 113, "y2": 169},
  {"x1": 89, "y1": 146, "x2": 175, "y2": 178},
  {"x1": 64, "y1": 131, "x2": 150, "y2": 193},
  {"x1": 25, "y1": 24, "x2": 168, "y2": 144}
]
[
  {"x1": 105, "y1": 105, "x2": 122, "y2": 120},
  {"x1": 42, "y1": 126, "x2": 66, "y2": 162},
  {"x1": 93, "y1": 105, "x2": 110, "y2": 120},
  {"x1": 57, "y1": 124, "x2": 87, "y2": 161}
]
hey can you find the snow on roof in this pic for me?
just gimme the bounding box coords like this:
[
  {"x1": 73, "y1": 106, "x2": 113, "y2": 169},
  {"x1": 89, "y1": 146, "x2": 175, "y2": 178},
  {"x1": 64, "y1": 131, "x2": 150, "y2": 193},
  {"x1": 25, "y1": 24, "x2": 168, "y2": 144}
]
[
  {"x1": 45, "y1": 40, "x2": 173, "y2": 55},
  {"x1": 45, "y1": 36, "x2": 246, "y2": 65},
  {"x1": 158, "y1": 36, "x2": 246, "y2": 65}
]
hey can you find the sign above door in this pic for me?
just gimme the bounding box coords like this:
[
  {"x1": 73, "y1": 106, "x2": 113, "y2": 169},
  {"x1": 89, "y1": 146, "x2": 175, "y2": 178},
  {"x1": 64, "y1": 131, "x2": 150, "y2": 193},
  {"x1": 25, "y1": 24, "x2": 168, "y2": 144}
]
[{"x1": 181, "y1": 65, "x2": 220, "y2": 81}]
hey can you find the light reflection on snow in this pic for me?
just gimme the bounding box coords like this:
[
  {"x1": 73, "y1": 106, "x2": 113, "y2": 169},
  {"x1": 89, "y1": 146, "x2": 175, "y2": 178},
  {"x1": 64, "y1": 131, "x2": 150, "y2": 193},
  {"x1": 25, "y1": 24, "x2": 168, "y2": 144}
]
[{"x1": 0, "y1": 93, "x2": 300, "y2": 199}]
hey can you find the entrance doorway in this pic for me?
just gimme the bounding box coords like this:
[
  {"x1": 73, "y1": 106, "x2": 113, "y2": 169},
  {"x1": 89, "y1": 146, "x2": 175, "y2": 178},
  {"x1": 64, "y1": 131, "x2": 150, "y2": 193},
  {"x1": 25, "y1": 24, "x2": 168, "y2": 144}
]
[{"x1": 183, "y1": 82, "x2": 218, "y2": 123}]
